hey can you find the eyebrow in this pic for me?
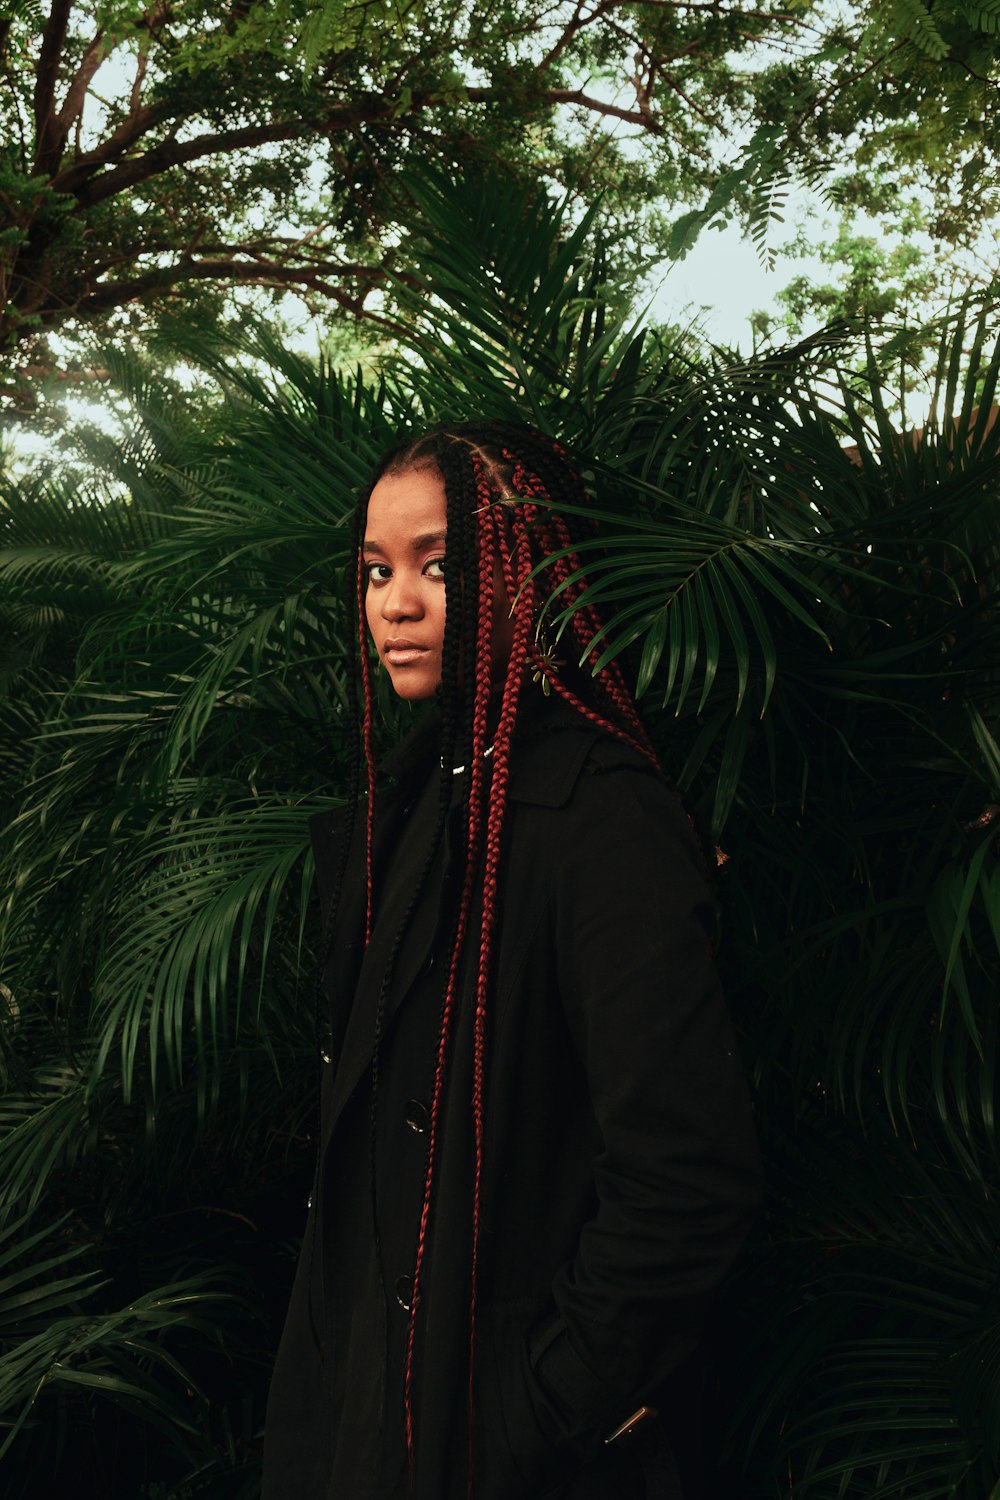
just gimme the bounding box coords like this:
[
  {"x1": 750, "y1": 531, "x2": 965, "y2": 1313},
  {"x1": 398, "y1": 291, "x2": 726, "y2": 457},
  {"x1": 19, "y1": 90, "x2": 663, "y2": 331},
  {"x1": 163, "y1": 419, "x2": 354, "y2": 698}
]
[{"x1": 362, "y1": 531, "x2": 447, "y2": 554}]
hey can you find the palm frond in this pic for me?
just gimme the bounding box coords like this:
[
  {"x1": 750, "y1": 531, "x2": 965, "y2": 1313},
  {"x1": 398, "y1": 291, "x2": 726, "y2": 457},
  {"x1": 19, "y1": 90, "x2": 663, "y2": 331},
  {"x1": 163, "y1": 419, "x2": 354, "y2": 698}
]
[{"x1": 0, "y1": 1208, "x2": 246, "y2": 1467}]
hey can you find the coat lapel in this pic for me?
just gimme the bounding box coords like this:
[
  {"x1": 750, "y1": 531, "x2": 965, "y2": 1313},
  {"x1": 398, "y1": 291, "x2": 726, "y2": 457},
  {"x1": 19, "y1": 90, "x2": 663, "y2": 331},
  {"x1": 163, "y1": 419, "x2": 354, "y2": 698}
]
[
  {"x1": 315, "y1": 701, "x2": 602, "y2": 1148},
  {"x1": 309, "y1": 803, "x2": 365, "y2": 1060},
  {"x1": 316, "y1": 715, "x2": 462, "y2": 1146}
]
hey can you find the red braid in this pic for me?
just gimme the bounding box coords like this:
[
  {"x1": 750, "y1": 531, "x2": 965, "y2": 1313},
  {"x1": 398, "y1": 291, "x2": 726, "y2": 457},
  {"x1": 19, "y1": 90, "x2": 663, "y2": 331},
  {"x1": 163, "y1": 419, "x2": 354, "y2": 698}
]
[
  {"x1": 466, "y1": 509, "x2": 534, "y2": 1492},
  {"x1": 404, "y1": 459, "x2": 498, "y2": 1474},
  {"x1": 546, "y1": 511, "x2": 648, "y2": 741},
  {"x1": 504, "y1": 455, "x2": 657, "y2": 764}
]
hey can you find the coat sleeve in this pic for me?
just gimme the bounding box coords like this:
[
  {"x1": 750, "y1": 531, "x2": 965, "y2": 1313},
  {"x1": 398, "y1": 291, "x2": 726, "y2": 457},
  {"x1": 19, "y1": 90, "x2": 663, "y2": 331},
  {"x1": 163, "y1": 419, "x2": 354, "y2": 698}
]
[{"x1": 523, "y1": 753, "x2": 762, "y2": 1459}]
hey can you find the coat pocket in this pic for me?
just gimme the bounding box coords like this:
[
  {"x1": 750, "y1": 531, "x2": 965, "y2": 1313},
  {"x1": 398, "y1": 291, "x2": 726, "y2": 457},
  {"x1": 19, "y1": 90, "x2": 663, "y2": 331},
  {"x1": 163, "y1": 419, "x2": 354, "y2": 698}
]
[{"x1": 476, "y1": 1298, "x2": 576, "y2": 1500}]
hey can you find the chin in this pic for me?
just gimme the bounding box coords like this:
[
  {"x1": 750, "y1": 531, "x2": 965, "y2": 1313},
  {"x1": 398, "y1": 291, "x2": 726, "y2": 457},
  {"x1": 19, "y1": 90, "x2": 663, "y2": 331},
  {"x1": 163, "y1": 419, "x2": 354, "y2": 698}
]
[{"x1": 388, "y1": 671, "x2": 441, "y2": 701}]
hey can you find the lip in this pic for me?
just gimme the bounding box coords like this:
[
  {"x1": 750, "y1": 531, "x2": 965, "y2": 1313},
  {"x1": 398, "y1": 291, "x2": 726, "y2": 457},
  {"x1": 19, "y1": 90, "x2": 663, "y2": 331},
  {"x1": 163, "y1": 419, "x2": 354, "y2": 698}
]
[{"x1": 384, "y1": 639, "x2": 429, "y2": 666}]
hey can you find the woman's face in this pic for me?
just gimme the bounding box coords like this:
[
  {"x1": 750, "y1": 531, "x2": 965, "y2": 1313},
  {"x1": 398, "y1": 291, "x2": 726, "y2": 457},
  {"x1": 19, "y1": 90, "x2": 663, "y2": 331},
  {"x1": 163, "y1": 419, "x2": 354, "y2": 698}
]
[
  {"x1": 364, "y1": 465, "x2": 448, "y2": 702},
  {"x1": 363, "y1": 463, "x2": 515, "y2": 701}
]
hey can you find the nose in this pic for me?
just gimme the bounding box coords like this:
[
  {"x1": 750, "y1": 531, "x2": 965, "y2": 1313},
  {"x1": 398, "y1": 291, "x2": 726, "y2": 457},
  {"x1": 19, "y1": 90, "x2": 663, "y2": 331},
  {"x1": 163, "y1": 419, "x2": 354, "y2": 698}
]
[{"x1": 380, "y1": 571, "x2": 423, "y2": 622}]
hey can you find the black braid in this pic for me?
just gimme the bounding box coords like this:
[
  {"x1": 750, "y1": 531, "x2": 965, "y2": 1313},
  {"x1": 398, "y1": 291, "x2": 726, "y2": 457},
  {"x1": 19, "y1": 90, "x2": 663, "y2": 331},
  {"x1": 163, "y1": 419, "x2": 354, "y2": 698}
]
[
  {"x1": 359, "y1": 431, "x2": 485, "y2": 1355},
  {"x1": 433, "y1": 436, "x2": 482, "y2": 767}
]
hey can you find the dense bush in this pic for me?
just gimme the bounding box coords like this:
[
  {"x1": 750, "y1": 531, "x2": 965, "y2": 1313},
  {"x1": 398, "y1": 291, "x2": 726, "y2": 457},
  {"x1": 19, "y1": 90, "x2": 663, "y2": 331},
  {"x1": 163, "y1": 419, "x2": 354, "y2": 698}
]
[{"x1": 2, "y1": 172, "x2": 998, "y2": 1497}]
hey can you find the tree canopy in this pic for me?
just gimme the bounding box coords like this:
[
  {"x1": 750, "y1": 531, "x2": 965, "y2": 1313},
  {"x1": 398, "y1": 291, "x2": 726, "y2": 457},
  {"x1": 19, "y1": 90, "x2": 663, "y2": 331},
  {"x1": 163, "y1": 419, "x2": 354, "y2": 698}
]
[
  {"x1": 3, "y1": 0, "x2": 1000, "y2": 403},
  {"x1": 0, "y1": 0, "x2": 787, "y2": 371}
]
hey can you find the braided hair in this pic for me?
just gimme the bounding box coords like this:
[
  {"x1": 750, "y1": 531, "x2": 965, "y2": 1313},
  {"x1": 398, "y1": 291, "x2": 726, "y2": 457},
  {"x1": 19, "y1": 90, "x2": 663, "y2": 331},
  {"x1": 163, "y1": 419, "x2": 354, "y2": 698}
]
[{"x1": 337, "y1": 422, "x2": 659, "y2": 1493}]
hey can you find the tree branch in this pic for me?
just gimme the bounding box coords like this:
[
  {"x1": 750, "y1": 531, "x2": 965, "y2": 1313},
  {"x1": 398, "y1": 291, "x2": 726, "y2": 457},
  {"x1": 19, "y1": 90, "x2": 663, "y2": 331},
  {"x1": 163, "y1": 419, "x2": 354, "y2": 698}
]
[
  {"x1": 48, "y1": 101, "x2": 179, "y2": 192},
  {"x1": 182, "y1": 241, "x2": 385, "y2": 271},
  {"x1": 129, "y1": 46, "x2": 149, "y2": 114},
  {"x1": 526, "y1": 86, "x2": 661, "y2": 130},
  {"x1": 788, "y1": 39, "x2": 908, "y2": 145},
  {"x1": 55, "y1": 65, "x2": 677, "y2": 216},
  {"x1": 592, "y1": 0, "x2": 799, "y2": 17},
  {"x1": 658, "y1": 68, "x2": 717, "y2": 129},
  {"x1": 33, "y1": 0, "x2": 74, "y2": 176},
  {"x1": 89, "y1": 242, "x2": 386, "y2": 280},
  {"x1": 63, "y1": 106, "x2": 399, "y2": 208},
  {"x1": 71, "y1": 254, "x2": 398, "y2": 330},
  {"x1": 536, "y1": 0, "x2": 591, "y2": 75},
  {"x1": 56, "y1": 30, "x2": 108, "y2": 134}
]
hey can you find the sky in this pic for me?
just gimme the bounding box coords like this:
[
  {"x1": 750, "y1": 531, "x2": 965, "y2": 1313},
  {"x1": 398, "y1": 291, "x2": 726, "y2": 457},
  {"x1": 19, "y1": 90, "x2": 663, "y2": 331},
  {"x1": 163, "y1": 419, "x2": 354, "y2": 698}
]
[{"x1": 648, "y1": 216, "x2": 816, "y2": 345}]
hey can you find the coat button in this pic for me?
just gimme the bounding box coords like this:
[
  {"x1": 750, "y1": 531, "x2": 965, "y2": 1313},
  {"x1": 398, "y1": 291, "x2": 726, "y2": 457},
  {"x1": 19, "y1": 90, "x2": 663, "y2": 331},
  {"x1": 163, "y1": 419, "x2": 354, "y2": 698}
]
[
  {"x1": 404, "y1": 1099, "x2": 430, "y2": 1134},
  {"x1": 395, "y1": 1275, "x2": 414, "y2": 1310}
]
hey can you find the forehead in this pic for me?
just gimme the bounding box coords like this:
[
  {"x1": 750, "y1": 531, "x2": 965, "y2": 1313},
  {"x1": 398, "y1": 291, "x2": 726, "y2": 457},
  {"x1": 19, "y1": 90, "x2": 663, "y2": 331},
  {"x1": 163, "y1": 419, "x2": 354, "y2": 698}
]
[{"x1": 364, "y1": 465, "x2": 447, "y2": 542}]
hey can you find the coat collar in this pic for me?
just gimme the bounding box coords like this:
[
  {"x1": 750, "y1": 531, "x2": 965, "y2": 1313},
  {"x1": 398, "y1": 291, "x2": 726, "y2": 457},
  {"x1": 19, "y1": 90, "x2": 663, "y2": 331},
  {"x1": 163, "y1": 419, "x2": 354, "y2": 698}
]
[
  {"x1": 374, "y1": 691, "x2": 605, "y2": 808},
  {"x1": 308, "y1": 693, "x2": 610, "y2": 904},
  {"x1": 376, "y1": 704, "x2": 443, "y2": 796},
  {"x1": 506, "y1": 700, "x2": 603, "y2": 805}
]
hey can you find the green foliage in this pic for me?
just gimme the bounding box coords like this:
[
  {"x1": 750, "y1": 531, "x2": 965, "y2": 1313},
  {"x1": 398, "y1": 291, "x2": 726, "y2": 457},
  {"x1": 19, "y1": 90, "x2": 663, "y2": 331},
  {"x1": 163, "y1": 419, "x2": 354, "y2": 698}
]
[
  {"x1": 755, "y1": 199, "x2": 965, "y2": 383},
  {"x1": 668, "y1": 123, "x2": 838, "y2": 275},
  {"x1": 1, "y1": 167, "x2": 999, "y2": 1494},
  {"x1": 3, "y1": 0, "x2": 814, "y2": 377},
  {"x1": 0, "y1": 1205, "x2": 251, "y2": 1499},
  {"x1": 0, "y1": 1206, "x2": 243, "y2": 1461},
  {"x1": 690, "y1": 0, "x2": 1000, "y2": 299},
  {"x1": 3, "y1": 0, "x2": 1000, "y2": 402},
  {"x1": 872, "y1": 0, "x2": 952, "y2": 60}
]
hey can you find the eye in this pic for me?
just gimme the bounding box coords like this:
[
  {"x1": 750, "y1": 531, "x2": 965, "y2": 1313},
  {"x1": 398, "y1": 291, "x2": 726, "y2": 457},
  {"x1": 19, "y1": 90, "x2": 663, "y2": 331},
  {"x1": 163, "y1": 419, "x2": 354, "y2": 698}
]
[
  {"x1": 365, "y1": 562, "x2": 392, "y2": 586},
  {"x1": 424, "y1": 556, "x2": 446, "y2": 580}
]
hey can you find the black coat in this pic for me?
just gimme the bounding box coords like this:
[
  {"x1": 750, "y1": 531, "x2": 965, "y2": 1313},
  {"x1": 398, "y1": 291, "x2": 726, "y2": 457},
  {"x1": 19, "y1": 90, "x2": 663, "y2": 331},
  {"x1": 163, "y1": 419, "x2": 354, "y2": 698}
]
[{"x1": 263, "y1": 700, "x2": 761, "y2": 1500}]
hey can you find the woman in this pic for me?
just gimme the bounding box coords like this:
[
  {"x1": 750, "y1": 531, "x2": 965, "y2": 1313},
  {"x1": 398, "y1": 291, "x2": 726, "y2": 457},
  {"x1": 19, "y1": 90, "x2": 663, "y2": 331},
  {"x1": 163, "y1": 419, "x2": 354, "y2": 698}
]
[{"x1": 263, "y1": 423, "x2": 761, "y2": 1500}]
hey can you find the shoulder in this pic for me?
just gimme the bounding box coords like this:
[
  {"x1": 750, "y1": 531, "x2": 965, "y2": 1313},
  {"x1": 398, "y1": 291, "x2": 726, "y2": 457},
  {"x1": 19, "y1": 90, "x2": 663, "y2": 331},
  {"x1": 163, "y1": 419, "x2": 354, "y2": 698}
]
[
  {"x1": 508, "y1": 702, "x2": 710, "y2": 903},
  {"x1": 507, "y1": 695, "x2": 658, "y2": 806},
  {"x1": 308, "y1": 800, "x2": 353, "y2": 855},
  {"x1": 506, "y1": 719, "x2": 603, "y2": 807},
  {"x1": 561, "y1": 741, "x2": 704, "y2": 874},
  {"x1": 508, "y1": 697, "x2": 682, "y2": 826},
  {"x1": 307, "y1": 802, "x2": 355, "y2": 917}
]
